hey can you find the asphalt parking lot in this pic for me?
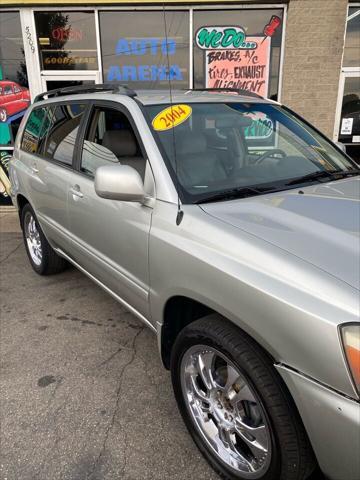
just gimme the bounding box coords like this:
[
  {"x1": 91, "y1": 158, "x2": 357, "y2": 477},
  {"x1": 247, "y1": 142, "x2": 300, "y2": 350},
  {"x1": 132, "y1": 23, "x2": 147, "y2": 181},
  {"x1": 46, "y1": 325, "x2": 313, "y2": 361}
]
[
  {"x1": 0, "y1": 209, "x2": 325, "y2": 480},
  {"x1": 0, "y1": 210, "x2": 218, "y2": 480}
]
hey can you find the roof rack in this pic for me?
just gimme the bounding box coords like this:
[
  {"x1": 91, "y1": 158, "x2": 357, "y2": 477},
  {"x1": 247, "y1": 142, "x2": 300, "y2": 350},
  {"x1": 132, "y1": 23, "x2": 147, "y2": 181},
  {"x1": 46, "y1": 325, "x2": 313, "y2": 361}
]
[
  {"x1": 33, "y1": 83, "x2": 137, "y2": 103},
  {"x1": 191, "y1": 88, "x2": 263, "y2": 99}
]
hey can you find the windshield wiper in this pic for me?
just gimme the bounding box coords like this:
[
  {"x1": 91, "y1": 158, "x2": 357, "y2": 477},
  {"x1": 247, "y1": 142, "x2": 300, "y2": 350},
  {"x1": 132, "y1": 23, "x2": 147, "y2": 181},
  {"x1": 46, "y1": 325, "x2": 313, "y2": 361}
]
[
  {"x1": 195, "y1": 168, "x2": 360, "y2": 204},
  {"x1": 286, "y1": 169, "x2": 360, "y2": 186},
  {"x1": 195, "y1": 186, "x2": 272, "y2": 204},
  {"x1": 341, "y1": 169, "x2": 360, "y2": 177}
]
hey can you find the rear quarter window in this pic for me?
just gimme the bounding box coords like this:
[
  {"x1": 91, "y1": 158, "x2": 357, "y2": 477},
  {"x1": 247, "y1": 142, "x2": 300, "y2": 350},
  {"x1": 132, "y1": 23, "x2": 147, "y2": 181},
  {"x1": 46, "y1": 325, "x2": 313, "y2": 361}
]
[
  {"x1": 21, "y1": 107, "x2": 49, "y2": 154},
  {"x1": 21, "y1": 103, "x2": 85, "y2": 166},
  {"x1": 41, "y1": 104, "x2": 85, "y2": 165}
]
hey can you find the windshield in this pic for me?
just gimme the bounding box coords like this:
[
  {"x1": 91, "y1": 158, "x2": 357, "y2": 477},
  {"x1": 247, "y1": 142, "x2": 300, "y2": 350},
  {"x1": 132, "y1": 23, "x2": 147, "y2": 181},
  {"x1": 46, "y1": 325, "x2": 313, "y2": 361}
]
[{"x1": 145, "y1": 102, "x2": 358, "y2": 203}]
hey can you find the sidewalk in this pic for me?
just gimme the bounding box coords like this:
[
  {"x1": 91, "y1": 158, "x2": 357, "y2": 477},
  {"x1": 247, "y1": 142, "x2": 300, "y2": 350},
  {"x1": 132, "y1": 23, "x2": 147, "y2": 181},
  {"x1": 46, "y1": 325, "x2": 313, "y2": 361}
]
[{"x1": 0, "y1": 211, "x2": 217, "y2": 480}]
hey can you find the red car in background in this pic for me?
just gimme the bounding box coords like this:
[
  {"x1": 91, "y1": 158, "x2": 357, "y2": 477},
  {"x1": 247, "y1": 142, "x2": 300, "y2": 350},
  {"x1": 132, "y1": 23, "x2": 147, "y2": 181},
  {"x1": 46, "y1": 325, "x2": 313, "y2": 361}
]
[{"x1": 0, "y1": 80, "x2": 30, "y2": 122}]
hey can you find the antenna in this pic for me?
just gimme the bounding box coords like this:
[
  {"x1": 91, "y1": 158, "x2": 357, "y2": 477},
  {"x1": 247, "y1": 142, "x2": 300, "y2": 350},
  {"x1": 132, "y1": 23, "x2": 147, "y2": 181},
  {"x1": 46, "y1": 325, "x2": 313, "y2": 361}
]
[{"x1": 162, "y1": 5, "x2": 184, "y2": 226}]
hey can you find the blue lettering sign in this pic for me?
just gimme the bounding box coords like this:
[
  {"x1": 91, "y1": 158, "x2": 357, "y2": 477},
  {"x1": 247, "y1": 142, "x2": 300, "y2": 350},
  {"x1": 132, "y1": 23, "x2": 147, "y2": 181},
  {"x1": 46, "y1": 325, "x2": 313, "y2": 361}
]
[
  {"x1": 115, "y1": 38, "x2": 177, "y2": 56},
  {"x1": 115, "y1": 39, "x2": 130, "y2": 56},
  {"x1": 138, "y1": 65, "x2": 150, "y2": 81},
  {"x1": 111, "y1": 37, "x2": 182, "y2": 83},
  {"x1": 106, "y1": 65, "x2": 183, "y2": 82},
  {"x1": 161, "y1": 39, "x2": 176, "y2": 55}
]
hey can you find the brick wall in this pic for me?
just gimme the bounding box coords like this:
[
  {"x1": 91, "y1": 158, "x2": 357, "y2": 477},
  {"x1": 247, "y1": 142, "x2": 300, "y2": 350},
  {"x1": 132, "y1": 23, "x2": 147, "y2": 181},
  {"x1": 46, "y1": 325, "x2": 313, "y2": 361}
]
[{"x1": 281, "y1": 0, "x2": 348, "y2": 138}]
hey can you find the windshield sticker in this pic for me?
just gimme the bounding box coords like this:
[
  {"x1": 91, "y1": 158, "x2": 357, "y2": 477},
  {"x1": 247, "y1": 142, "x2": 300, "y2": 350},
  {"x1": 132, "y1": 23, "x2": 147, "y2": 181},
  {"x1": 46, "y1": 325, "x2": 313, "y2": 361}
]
[
  {"x1": 243, "y1": 112, "x2": 274, "y2": 139},
  {"x1": 152, "y1": 104, "x2": 192, "y2": 131}
]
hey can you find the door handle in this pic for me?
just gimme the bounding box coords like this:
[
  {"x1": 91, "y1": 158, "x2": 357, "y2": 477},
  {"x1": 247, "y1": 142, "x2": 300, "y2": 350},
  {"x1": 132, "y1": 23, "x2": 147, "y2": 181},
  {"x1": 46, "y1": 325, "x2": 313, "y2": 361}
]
[
  {"x1": 30, "y1": 164, "x2": 39, "y2": 174},
  {"x1": 70, "y1": 185, "x2": 84, "y2": 198}
]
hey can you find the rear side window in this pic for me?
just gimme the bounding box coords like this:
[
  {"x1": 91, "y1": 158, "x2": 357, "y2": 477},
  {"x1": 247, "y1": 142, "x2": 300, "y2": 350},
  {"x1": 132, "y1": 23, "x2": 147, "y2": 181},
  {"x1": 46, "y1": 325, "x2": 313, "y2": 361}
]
[
  {"x1": 21, "y1": 107, "x2": 49, "y2": 154},
  {"x1": 41, "y1": 103, "x2": 86, "y2": 166}
]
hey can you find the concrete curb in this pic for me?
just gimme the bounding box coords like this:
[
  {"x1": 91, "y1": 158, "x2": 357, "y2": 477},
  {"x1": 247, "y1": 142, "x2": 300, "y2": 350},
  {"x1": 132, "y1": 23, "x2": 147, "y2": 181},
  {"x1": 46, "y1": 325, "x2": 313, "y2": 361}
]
[{"x1": 0, "y1": 205, "x2": 16, "y2": 213}]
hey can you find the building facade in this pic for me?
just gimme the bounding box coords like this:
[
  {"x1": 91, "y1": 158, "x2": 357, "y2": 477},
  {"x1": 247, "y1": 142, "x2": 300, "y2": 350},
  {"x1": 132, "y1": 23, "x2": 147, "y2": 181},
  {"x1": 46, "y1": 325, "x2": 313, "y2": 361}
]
[{"x1": 0, "y1": 0, "x2": 359, "y2": 201}]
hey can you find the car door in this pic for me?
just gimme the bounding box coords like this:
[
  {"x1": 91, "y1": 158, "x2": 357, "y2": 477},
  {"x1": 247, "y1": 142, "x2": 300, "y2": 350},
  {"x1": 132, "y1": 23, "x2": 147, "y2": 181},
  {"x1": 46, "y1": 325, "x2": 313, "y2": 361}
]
[
  {"x1": 19, "y1": 102, "x2": 87, "y2": 251},
  {"x1": 13, "y1": 84, "x2": 29, "y2": 113},
  {"x1": 67, "y1": 101, "x2": 153, "y2": 320},
  {"x1": 3, "y1": 84, "x2": 16, "y2": 116}
]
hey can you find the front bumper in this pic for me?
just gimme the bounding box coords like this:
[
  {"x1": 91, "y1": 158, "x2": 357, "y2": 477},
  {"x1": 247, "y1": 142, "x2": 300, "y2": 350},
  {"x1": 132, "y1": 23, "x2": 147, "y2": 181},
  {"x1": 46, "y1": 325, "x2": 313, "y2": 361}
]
[{"x1": 276, "y1": 365, "x2": 360, "y2": 480}]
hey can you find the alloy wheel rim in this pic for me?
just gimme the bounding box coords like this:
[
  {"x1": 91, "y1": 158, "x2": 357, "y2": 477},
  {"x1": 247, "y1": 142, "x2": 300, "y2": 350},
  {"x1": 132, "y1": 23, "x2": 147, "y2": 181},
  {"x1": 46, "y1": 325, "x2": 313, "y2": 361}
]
[
  {"x1": 24, "y1": 212, "x2": 42, "y2": 266},
  {"x1": 181, "y1": 345, "x2": 271, "y2": 478}
]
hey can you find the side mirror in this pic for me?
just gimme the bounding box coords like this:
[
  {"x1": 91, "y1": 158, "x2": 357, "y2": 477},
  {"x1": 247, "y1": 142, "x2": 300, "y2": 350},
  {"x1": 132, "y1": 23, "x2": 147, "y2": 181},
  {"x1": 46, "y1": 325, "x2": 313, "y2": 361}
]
[
  {"x1": 95, "y1": 164, "x2": 145, "y2": 202},
  {"x1": 335, "y1": 141, "x2": 346, "y2": 153}
]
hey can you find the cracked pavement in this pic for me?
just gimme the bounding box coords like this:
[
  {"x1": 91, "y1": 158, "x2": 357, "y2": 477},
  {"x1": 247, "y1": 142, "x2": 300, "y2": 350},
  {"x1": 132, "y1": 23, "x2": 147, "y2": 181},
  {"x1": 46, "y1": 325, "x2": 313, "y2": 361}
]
[{"x1": 0, "y1": 211, "x2": 218, "y2": 480}]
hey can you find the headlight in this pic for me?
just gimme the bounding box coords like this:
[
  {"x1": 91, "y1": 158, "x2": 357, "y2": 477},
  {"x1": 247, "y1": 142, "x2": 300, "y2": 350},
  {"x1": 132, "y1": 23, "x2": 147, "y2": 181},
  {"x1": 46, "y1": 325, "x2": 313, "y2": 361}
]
[{"x1": 341, "y1": 324, "x2": 360, "y2": 394}]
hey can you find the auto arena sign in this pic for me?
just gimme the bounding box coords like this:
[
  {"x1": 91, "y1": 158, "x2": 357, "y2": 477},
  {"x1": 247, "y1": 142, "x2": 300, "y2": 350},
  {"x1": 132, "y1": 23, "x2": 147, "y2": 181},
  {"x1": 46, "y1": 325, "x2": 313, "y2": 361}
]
[{"x1": 107, "y1": 38, "x2": 183, "y2": 82}]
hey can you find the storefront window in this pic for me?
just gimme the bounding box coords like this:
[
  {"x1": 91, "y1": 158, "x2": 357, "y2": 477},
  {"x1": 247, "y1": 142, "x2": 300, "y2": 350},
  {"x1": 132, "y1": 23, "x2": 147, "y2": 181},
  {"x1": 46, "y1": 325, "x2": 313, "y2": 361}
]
[
  {"x1": 193, "y1": 9, "x2": 284, "y2": 99},
  {"x1": 35, "y1": 12, "x2": 98, "y2": 71},
  {"x1": 337, "y1": 6, "x2": 359, "y2": 161},
  {"x1": 0, "y1": 11, "x2": 29, "y2": 141},
  {"x1": 100, "y1": 11, "x2": 189, "y2": 89},
  {"x1": 0, "y1": 10, "x2": 30, "y2": 202},
  {"x1": 343, "y1": 7, "x2": 360, "y2": 67}
]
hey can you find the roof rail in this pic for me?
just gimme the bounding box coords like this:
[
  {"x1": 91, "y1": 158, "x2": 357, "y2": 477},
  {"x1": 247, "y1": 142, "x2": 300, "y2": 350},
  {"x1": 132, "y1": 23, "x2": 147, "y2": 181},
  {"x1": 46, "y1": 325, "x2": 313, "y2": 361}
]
[
  {"x1": 191, "y1": 88, "x2": 263, "y2": 99},
  {"x1": 33, "y1": 83, "x2": 137, "y2": 103}
]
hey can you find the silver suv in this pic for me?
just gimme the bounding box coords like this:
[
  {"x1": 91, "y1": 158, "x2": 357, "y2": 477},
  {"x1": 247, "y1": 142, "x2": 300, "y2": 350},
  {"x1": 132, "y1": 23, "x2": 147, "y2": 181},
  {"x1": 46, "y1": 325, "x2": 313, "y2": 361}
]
[{"x1": 10, "y1": 84, "x2": 360, "y2": 480}]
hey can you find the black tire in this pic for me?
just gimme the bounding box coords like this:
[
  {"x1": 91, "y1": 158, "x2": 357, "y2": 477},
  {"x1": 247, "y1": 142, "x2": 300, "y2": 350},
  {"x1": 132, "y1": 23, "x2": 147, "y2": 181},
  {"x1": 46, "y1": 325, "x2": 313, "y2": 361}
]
[
  {"x1": 21, "y1": 203, "x2": 68, "y2": 275},
  {"x1": 171, "y1": 314, "x2": 316, "y2": 480}
]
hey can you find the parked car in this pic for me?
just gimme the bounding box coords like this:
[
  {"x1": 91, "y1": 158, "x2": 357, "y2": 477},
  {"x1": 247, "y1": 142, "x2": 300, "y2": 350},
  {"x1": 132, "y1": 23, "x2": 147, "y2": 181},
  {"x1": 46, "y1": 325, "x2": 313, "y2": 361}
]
[
  {"x1": 9, "y1": 84, "x2": 360, "y2": 480},
  {"x1": 0, "y1": 80, "x2": 30, "y2": 122}
]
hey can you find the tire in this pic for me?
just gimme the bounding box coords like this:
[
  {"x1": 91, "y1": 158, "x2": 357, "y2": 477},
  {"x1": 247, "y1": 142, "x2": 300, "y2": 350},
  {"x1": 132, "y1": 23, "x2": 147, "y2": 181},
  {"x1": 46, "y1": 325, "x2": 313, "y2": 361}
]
[
  {"x1": 0, "y1": 108, "x2": 7, "y2": 122},
  {"x1": 171, "y1": 314, "x2": 316, "y2": 480},
  {"x1": 21, "y1": 203, "x2": 68, "y2": 275}
]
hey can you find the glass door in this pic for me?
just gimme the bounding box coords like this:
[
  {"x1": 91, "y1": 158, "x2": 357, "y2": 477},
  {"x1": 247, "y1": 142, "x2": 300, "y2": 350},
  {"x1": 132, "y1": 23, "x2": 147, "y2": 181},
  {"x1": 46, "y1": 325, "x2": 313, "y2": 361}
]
[
  {"x1": 34, "y1": 10, "x2": 102, "y2": 96},
  {"x1": 40, "y1": 72, "x2": 101, "y2": 93}
]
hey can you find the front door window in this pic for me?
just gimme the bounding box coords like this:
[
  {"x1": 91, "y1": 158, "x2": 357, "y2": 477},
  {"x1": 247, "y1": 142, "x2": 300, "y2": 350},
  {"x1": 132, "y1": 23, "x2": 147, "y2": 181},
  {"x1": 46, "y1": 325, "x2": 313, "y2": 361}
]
[{"x1": 81, "y1": 106, "x2": 146, "y2": 179}]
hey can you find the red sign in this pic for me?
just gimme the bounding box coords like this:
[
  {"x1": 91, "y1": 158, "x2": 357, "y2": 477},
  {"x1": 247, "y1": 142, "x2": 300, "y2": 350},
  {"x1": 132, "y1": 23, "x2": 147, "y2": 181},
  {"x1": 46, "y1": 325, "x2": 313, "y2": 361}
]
[
  {"x1": 51, "y1": 27, "x2": 83, "y2": 42},
  {"x1": 205, "y1": 36, "x2": 271, "y2": 97}
]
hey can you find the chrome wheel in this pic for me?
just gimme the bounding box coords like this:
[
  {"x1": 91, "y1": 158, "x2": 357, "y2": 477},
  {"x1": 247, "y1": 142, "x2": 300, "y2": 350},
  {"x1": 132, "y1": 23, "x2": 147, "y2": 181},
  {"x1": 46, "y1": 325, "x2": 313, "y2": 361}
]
[
  {"x1": 24, "y1": 212, "x2": 42, "y2": 266},
  {"x1": 0, "y1": 109, "x2": 7, "y2": 122},
  {"x1": 181, "y1": 345, "x2": 271, "y2": 478}
]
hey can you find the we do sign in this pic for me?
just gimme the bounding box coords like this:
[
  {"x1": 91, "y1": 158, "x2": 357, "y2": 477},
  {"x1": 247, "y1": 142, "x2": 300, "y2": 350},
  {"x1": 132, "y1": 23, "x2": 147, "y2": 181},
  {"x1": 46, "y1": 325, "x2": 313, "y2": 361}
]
[{"x1": 195, "y1": 26, "x2": 257, "y2": 50}]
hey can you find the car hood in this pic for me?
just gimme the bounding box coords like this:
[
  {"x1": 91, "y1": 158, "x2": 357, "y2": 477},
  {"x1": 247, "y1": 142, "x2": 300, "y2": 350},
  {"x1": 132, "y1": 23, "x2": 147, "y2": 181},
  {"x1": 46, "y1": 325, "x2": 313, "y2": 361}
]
[{"x1": 201, "y1": 177, "x2": 360, "y2": 290}]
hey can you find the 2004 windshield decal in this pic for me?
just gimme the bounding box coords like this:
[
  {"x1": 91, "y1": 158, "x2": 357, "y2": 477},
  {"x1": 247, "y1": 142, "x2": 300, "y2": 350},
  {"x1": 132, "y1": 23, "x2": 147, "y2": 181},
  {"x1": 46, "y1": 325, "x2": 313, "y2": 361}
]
[{"x1": 152, "y1": 105, "x2": 192, "y2": 131}]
